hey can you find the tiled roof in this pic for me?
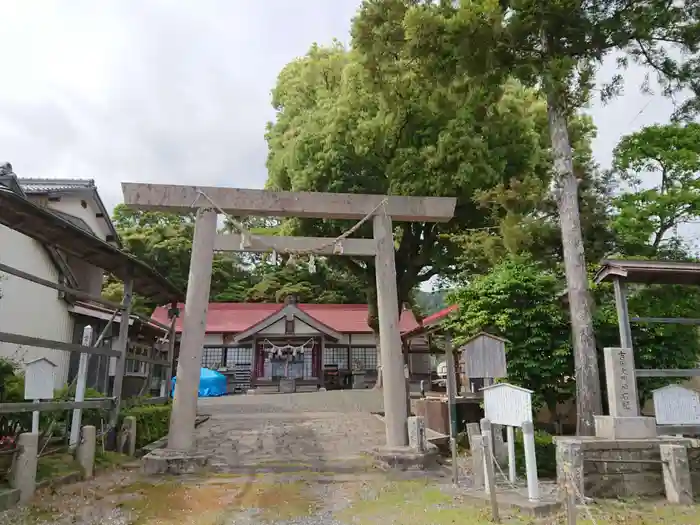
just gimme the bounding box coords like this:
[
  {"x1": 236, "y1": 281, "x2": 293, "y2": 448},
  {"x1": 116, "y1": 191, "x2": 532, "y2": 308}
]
[
  {"x1": 18, "y1": 178, "x2": 97, "y2": 194},
  {"x1": 151, "y1": 302, "x2": 421, "y2": 335},
  {"x1": 401, "y1": 304, "x2": 459, "y2": 339},
  {"x1": 17, "y1": 177, "x2": 120, "y2": 246}
]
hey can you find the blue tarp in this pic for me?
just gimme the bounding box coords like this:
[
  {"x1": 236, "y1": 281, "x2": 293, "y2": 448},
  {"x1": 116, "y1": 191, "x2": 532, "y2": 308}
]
[{"x1": 170, "y1": 367, "x2": 227, "y2": 398}]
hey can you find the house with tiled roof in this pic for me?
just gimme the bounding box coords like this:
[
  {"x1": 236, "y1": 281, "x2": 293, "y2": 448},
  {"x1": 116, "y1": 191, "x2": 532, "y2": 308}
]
[
  {"x1": 151, "y1": 295, "x2": 433, "y2": 392},
  {"x1": 0, "y1": 168, "x2": 179, "y2": 394}
]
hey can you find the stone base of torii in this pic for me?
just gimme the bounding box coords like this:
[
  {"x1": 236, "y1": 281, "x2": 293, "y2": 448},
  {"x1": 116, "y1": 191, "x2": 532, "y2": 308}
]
[{"x1": 120, "y1": 182, "x2": 457, "y2": 473}]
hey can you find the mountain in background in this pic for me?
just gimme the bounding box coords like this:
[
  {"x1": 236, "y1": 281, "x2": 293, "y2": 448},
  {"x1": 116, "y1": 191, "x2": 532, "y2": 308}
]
[{"x1": 413, "y1": 289, "x2": 450, "y2": 317}]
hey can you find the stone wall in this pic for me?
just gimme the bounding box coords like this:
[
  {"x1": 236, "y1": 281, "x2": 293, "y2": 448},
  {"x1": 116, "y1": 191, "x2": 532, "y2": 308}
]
[{"x1": 555, "y1": 436, "x2": 700, "y2": 499}]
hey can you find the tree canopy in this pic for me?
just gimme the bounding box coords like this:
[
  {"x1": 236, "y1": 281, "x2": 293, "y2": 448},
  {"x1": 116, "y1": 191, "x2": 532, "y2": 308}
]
[
  {"x1": 352, "y1": 0, "x2": 700, "y2": 435},
  {"x1": 265, "y1": 42, "x2": 558, "y2": 321},
  {"x1": 103, "y1": 205, "x2": 366, "y2": 315},
  {"x1": 611, "y1": 123, "x2": 700, "y2": 258}
]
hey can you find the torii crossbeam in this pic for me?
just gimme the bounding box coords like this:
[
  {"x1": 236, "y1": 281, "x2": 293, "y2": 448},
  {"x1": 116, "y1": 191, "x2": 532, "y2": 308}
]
[{"x1": 122, "y1": 182, "x2": 457, "y2": 452}]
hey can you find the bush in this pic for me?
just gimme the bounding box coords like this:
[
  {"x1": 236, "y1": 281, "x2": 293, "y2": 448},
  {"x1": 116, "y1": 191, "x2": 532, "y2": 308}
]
[
  {"x1": 49, "y1": 386, "x2": 109, "y2": 437},
  {"x1": 121, "y1": 404, "x2": 172, "y2": 449},
  {"x1": 514, "y1": 429, "x2": 557, "y2": 478}
]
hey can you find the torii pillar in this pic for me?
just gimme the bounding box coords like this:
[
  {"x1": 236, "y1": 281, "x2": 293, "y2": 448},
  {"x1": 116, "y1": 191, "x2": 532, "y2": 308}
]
[{"x1": 122, "y1": 183, "x2": 456, "y2": 457}]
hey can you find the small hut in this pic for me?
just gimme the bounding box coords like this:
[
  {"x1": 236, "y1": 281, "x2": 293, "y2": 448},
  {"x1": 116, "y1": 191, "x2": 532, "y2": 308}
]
[{"x1": 459, "y1": 332, "x2": 508, "y2": 392}]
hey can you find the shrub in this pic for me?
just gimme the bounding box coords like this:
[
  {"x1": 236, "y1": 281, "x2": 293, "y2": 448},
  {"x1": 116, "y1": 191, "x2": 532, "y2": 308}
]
[
  {"x1": 121, "y1": 404, "x2": 172, "y2": 449},
  {"x1": 49, "y1": 386, "x2": 109, "y2": 437},
  {"x1": 514, "y1": 429, "x2": 557, "y2": 478}
]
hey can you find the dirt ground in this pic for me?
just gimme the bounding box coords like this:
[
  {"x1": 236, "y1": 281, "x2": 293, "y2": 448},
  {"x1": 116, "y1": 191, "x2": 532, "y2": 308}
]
[
  {"x1": 3, "y1": 392, "x2": 700, "y2": 524},
  {"x1": 4, "y1": 468, "x2": 700, "y2": 525}
]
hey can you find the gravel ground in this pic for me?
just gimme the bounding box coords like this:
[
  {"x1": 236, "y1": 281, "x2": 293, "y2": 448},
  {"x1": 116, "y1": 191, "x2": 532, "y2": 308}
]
[
  {"x1": 196, "y1": 390, "x2": 387, "y2": 415},
  {"x1": 0, "y1": 391, "x2": 457, "y2": 525},
  {"x1": 194, "y1": 391, "x2": 390, "y2": 473}
]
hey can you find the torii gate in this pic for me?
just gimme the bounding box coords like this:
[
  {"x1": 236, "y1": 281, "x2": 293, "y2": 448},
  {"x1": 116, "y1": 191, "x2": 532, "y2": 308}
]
[{"x1": 122, "y1": 182, "x2": 456, "y2": 450}]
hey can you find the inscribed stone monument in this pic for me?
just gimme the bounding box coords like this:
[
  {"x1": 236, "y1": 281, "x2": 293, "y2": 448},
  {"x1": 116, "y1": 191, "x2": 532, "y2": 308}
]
[{"x1": 604, "y1": 347, "x2": 638, "y2": 417}]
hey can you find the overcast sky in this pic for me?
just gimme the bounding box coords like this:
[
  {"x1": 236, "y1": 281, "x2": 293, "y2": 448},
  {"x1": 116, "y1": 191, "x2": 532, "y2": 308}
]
[{"x1": 0, "y1": 0, "x2": 680, "y2": 213}]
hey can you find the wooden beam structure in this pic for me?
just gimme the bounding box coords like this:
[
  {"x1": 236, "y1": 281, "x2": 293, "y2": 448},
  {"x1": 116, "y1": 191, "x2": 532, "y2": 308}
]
[
  {"x1": 122, "y1": 181, "x2": 459, "y2": 453},
  {"x1": 122, "y1": 182, "x2": 457, "y2": 222},
  {"x1": 0, "y1": 261, "x2": 124, "y2": 311},
  {"x1": 168, "y1": 208, "x2": 218, "y2": 451},
  {"x1": 635, "y1": 369, "x2": 700, "y2": 378},
  {"x1": 0, "y1": 331, "x2": 120, "y2": 358},
  {"x1": 0, "y1": 398, "x2": 114, "y2": 414},
  {"x1": 215, "y1": 233, "x2": 376, "y2": 256}
]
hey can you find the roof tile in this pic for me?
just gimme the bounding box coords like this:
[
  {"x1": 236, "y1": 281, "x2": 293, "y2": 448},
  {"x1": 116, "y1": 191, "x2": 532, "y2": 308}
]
[{"x1": 151, "y1": 302, "x2": 420, "y2": 334}]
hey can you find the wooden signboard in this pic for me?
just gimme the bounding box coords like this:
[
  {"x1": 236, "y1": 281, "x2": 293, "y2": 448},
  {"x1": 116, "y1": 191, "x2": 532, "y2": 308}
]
[
  {"x1": 460, "y1": 332, "x2": 507, "y2": 379},
  {"x1": 482, "y1": 383, "x2": 533, "y2": 427},
  {"x1": 24, "y1": 357, "x2": 56, "y2": 401}
]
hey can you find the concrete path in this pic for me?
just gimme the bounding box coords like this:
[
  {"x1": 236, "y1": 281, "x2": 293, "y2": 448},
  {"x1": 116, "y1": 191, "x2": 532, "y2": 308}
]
[{"x1": 194, "y1": 390, "x2": 387, "y2": 473}]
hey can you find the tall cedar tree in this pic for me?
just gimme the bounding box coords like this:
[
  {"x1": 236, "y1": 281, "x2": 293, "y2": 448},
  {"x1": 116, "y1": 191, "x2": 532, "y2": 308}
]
[{"x1": 352, "y1": 0, "x2": 700, "y2": 434}]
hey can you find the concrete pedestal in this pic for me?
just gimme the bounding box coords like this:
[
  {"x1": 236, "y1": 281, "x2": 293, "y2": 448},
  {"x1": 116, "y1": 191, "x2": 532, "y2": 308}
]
[
  {"x1": 142, "y1": 448, "x2": 210, "y2": 475},
  {"x1": 372, "y1": 445, "x2": 439, "y2": 470},
  {"x1": 660, "y1": 444, "x2": 693, "y2": 504},
  {"x1": 594, "y1": 415, "x2": 657, "y2": 439}
]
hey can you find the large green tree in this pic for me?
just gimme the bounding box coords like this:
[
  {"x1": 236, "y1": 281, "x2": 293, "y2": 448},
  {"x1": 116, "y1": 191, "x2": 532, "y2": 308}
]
[
  {"x1": 448, "y1": 257, "x2": 575, "y2": 424},
  {"x1": 103, "y1": 205, "x2": 366, "y2": 313},
  {"x1": 353, "y1": 0, "x2": 700, "y2": 434},
  {"x1": 611, "y1": 123, "x2": 700, "y2": 258},
  {"x1": 265, "y1": 43, "x2": 554, "y2": 385}
]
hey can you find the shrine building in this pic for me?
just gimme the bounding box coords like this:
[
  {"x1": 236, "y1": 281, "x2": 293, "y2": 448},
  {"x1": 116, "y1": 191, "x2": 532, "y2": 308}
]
[{"x1": 151, "y1": 296, "x2": 432, "y2": 393}]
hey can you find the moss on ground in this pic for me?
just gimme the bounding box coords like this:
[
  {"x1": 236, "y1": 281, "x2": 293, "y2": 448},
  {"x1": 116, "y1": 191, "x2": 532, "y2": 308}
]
[
  {"x1": 35, "y1": 453, "x2": 81, "y2": 481},
  {"x1": 94, "y1": 451, "x2": 133, "y2": 471},
  {"x1": 113, "y1": 478, "x2": 317, "y2": 524},
  {"x1": 335, "y1": 479, "x2": 700, "y2": 525}
]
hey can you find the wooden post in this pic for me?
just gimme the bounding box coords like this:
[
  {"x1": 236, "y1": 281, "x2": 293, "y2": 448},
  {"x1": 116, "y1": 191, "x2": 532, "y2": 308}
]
[
  {"x1": 522, "y1": 421, "x2": 540, "y2": 501},
  {"x1": 612, "y1": 277, "x2": 634, "y2": 349},
  {"x1": 506, "y1": 425, "x2": 516, "y2": 484},
  {"x1": 480, "y1": 433, "x2": 500, "y2": 523},
  {"x1": 70, "y1": 325, "x2": 93, "y2": 448},
  {"x1": 445, "y1": 334, "x2": 458, "y2": 485},
  {"x1": 566, "y1": 486, "x2": 577, "y2": 525},
  {"x1": 109, "y1": 275, "x2": 133, "y2": 446},
  {"x1": 373, "y1": 212, "x2": 408, "y2": 447},
  {"x1": 167, "y1": 208, "x2": 217, "y2": 451},
  {"x1": 165, "y1": 303, "x2": 178, "y2": 398}
]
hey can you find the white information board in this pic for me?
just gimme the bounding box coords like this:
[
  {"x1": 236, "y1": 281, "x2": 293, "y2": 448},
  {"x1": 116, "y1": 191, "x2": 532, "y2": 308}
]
[
  {"x1": 653, "y1": 385, "x2": 700, "y2": 426},
  {"x1": 24, "y1": 358, "x2": 56, "y2": 400},
  {"x1": 482, "y1": 383, "x2": 533, "y2": 427}
]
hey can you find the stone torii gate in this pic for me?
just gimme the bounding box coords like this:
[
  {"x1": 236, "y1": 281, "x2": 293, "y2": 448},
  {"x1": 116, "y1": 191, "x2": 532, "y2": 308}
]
[{"x1": 122, "y1": 182, "x2": 456, "y2": 455}]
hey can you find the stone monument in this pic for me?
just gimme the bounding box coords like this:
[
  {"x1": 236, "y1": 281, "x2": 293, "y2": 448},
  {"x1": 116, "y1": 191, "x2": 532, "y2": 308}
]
[{"x1": 594, "y1": 347, "x2": 656, "y2": 439}]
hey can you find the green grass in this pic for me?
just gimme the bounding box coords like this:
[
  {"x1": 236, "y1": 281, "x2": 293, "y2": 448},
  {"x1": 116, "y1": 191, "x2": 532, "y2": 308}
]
[
  {"x1": 335, "y1": 479, "x2": 700, "y2": 525},
  {"x1": 94, "y1": 451, "x2": 132, "y2": 470},
  {"x1": 36, "y1": 453, "x2": 81, "y2": 482}
]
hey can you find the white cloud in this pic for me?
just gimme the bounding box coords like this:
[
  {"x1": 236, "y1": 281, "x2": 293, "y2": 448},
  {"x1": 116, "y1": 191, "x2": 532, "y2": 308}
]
[{"x1": 0, "y1": 0, "x2": 686, "y2": 215}]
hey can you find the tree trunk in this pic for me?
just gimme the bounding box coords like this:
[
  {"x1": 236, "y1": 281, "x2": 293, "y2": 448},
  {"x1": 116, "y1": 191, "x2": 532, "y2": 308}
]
[{"x1": 547, "y1": 89, "x2": 603, "y2": 436}]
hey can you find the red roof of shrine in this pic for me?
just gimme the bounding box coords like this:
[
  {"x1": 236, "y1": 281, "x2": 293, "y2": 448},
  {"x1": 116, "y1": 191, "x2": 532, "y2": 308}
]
[{"x1": 151, "y1": 302, "x2": 421, "y2": 335}]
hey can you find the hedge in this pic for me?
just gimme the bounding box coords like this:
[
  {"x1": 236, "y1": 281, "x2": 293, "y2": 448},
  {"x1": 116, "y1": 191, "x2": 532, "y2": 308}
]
[
  {"x1": 120, "y1": 404, "x2": 172, "y2": 449},
  {"x1": 514, "y1": 429, "x2": 557, "y2": 478}
]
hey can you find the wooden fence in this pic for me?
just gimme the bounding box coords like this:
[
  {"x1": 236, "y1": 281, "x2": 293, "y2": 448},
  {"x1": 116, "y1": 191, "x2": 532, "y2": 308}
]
[{"x1": 0, "y1": 258, "x2": 176, "y2": 452}]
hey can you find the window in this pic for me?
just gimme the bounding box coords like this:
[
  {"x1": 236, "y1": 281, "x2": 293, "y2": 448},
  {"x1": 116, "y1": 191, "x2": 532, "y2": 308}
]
[
  {"x1": 125, "y1": 359, "x2": 147, "y2": 376},
  {"x1": 323, "y1": 346, "x2": 348, "y2": 370},
  {"x1": 350, "y1": 347, "x2": 378, "y2": 372},
  {"x1": 126, "y1": 342, "x2": 149, "y2": 376},
  {"x1": 225, "y1": 346, "x2": 254, "y2": 367},
  {"x1": 201, "y1": 348, "x2": 224, "y2": 369},
  {"x1": 201, "y1": 347, "x2": 253, "y2": 369}
]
